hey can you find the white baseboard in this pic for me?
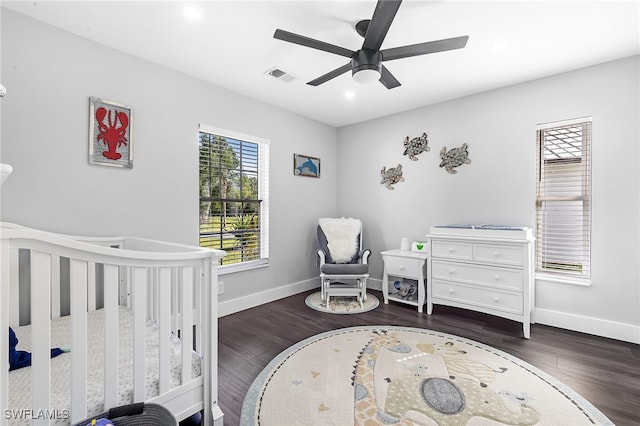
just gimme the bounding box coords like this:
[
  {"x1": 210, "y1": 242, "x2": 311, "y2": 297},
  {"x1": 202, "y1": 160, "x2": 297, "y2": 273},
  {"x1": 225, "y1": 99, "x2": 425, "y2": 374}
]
[
  {"x1": 377, "y1": 278, "x2": 639, "y2": 343},
  {"x1": 218, "y1": 278, "x2": 639, "y2": 345},
  {"x1": 534, "y1": 308, "x2": 640, "y2": 344},
  {"x1": 218, "y1": 278, "x2": 317, "y2": 317}
]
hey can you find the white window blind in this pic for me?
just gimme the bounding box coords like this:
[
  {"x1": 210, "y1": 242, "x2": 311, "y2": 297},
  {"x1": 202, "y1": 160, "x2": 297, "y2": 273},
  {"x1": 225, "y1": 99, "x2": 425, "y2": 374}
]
[
  {"x1": 535, "y1": 117, "x2": 591, "y2": 279},
  {"x1": 199, "y1": 124, "x2": 269, "y2": 270}
]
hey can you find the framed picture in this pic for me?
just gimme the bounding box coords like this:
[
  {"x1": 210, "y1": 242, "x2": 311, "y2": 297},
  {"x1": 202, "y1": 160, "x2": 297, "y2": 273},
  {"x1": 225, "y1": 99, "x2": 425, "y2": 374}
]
[
  {"x1": 89, "y1": 97, "x2": 133, "y2": 168},
  {"x1": 293, "y1": 153, "x2": 320, "y2": 178}
]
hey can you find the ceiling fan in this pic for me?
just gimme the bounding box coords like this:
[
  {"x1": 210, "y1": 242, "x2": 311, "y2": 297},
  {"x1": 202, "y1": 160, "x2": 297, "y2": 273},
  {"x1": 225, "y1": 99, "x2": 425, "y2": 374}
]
[{"x1": 273, "y1": 0, "x2": 469, "y2": 89}]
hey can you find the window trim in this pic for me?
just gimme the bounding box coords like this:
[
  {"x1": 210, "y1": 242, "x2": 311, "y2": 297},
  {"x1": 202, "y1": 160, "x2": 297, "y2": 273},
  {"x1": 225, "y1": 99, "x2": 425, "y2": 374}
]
[
  {"x1": 535, "y1": 272, "x2": 591, "y2": 287},
  {"x1": 199, "y1": 124, "x2": 269, "y2": 273}
]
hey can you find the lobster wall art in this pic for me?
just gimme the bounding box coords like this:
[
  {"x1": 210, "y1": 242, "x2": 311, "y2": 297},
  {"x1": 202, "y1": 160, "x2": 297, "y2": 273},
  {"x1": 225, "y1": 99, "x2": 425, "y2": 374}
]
[{"x1": 89, "y1": 97, "x2": 133, "y2": 168}]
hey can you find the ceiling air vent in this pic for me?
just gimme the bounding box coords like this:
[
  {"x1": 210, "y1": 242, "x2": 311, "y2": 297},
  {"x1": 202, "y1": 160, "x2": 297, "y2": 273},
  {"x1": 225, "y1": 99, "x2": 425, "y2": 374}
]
[{"x1": 265, "y1": 67, "x2": 296, "y2": 83}]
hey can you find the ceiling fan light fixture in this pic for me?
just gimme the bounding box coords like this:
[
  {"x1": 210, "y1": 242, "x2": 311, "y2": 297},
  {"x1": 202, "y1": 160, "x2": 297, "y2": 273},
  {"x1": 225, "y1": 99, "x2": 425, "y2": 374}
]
[
  {"x1": 353, "y1": 68, "x2": 381, "y2": 84},
  {"x1": 351, "y1": 49, "x2": 382, "y2": 84}
]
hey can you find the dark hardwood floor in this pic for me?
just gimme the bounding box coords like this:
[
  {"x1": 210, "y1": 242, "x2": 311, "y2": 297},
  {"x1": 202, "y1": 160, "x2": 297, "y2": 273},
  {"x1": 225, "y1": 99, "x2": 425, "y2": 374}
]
[{"x1": 218, "y1": 289, "x2": 640, "y2": 426}]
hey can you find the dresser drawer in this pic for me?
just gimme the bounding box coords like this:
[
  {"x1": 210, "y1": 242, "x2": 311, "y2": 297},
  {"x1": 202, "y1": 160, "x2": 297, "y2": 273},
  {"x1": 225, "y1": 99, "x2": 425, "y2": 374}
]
[
  {"x1": 431, "y1": 241, "x2": 472, "y2": 260},
  {"x1": 384, "y1": 256, "x2": 424, "y2": 278},
  {"x1": 474, "y1": 243, "x2": 523, "y2": 266},
  {"x1": 431, "y1": 260, "x2": 524, "y2": 292},
  {"x1": 432, "y1": 280, "x2": 523, "y2": 315}
]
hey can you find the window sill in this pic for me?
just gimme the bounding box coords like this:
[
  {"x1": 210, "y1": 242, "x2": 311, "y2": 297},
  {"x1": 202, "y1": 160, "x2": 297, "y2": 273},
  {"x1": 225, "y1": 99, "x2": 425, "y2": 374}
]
[
  {"x1": 219, "y1": 258, "x2": 269, "y2": 275},
  {"x1": 535, "y1": 272, "x2": 591, "y2": 287}
]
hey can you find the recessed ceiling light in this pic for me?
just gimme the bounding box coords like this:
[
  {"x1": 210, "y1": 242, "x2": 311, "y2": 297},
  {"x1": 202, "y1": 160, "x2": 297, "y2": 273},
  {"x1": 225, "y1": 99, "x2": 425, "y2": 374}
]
[
  {"x1": 491, "y1": 41, "x2": 508, "y2": 52},
  {"x1": 183, "y1": 5, "x2": 203, "y2": 21},
  {"x1": 345, "y1": 90, "x2": 355, "y2": 100}
]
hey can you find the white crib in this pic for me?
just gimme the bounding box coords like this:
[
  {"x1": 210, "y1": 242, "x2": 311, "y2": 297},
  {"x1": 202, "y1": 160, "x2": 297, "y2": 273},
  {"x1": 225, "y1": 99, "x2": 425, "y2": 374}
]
[{"x1": 0, "y1": 222, "x2": 225, "y2": 425}]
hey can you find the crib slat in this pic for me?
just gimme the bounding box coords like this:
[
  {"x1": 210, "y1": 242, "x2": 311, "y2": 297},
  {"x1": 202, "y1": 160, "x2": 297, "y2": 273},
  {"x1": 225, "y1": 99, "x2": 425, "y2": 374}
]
[
  {"x1": 87, "y1": 261, "x2": 96, "y2": 311},
  {"x1": 70, "y1": 259, "x2": 88, "y2": 423},
  {"x1": 181, "y1": 266, "x2": 193, "y2": 384},
  {"x1": 103, "y1": 264, "x2": 119, "y2": 410},
  {"x1": 132, "y1": 267, "x2": 147, "y2": 402},
  {"x1": 193, "y1": 264, "x2": 202, "y2": 354},
  {"x1": 153, "y1": 269, "x2": 159, "y2": 321},
  {"x1": 158, "y1": 267, "x2": 171, "y2": 394},
  {"x1": 50, "y1": 254, "x2": 61, "y2": 319},
  {"x1": 171, "y1": 268, "x2": 179, "y2": 334},
  {"x1": 8, "y1": 247, "x2": 19, "y2": 326},
  {"x1": 30, "y1": 250, "x2": 51, "y2": 425},
  {"x1": 120, "y1": 266, "x2": 131, "y2": 308}
]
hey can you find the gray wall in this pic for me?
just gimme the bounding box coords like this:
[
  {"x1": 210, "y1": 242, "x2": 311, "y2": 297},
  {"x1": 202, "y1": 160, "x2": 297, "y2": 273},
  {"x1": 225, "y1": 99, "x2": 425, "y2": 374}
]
[
  {"x1": 0, "y1": 9, "x2": 338, "y2": 306},
  {"x1": 2, "y1": 9, "x2": 638, "y2": 342},
  {"x1": 337, "y1": 56, "x2": 640, "y2": 342}
]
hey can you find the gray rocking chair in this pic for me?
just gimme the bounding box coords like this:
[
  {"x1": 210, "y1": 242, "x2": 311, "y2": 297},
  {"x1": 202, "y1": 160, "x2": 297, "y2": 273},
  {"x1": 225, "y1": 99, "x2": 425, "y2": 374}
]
[{"x1": 316, "y1": 218, "x2": 371, "y2": 308}]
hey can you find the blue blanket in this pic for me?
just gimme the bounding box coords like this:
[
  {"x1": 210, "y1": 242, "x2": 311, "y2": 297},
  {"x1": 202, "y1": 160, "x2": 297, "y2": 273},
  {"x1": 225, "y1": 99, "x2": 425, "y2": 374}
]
[{"x1": 8, "y1": 327, "x2": 65, "y2": 371}]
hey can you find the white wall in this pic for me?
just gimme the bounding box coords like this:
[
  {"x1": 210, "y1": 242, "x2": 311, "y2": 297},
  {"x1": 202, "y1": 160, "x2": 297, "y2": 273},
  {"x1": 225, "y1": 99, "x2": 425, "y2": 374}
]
[
  {"x1": 337, "y1": 56, "x2": 640, "y2": 343},
  {"x1": 2, "y1": 9, "x2": 638, "y2": 343},
  {"x1": 0, "y1": 9, "x2": 338, "y2": 306}
]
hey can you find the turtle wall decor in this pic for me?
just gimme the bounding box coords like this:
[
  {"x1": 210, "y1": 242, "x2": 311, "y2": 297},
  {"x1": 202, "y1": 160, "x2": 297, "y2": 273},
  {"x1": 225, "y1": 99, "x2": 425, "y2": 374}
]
[
  {"x1": 439, "y1": 143, "x2": 471, "y2": 174},
  {"x1": 380, "y1": 164, "x2": 404, "y2": 190},
  {"x1": 403, "y1": 132, "x2": 430, "y2": 160}
]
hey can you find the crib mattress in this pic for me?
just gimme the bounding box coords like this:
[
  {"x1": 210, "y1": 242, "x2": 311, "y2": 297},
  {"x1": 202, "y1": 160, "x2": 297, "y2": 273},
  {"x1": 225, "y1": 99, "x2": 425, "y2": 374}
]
[{"x1": 8, "y1": 307, "x2": 201, "y2": 425}]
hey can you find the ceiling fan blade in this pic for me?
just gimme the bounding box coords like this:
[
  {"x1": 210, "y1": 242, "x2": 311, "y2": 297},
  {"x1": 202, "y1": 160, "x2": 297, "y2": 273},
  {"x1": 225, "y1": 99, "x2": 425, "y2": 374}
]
[
  {"x1": 379, "y1": 65, "x2": 401, "y2": 89},
  {"x1": 381, "y1": 35, "x2": 469, "y2": 61},
  {"x1": 307, "y1": 63, "x2": 352, "y2": 86},
  {"x1": 362, "y1": 0, "x2": 402, "y2": 52},
  {"x1": 274, "y1": 29, "x2": 354, "y2": 58}
]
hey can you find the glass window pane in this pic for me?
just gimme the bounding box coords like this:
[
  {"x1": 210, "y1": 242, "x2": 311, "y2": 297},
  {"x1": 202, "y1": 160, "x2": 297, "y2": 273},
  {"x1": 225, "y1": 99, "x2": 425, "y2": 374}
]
[
  {"x1": 199, "y1": 129, "x2": 266, "y2": 266},
  {"x1": 535, "y1": 119, "x2": 591, "y2": 278}
]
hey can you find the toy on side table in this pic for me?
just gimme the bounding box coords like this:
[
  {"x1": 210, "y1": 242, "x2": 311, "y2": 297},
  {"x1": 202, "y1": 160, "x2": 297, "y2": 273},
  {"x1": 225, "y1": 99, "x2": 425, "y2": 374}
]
[{"x1": 392, "y1": 279, "x2": 417, "y2": 302}]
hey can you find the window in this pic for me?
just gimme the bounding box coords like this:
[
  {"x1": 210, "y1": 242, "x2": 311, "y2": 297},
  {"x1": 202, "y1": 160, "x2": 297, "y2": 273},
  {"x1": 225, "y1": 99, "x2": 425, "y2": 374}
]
[
  {"x1": 199, "y1": 125, "x2": 269, "y2": 271},
  {"x1": 535, "y1": 117, "x2": 591, "y2": 280}
]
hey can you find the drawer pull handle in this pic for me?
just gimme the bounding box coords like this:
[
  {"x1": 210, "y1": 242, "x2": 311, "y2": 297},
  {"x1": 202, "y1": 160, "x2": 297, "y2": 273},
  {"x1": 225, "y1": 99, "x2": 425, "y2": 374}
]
[
  {"x1": 493, "y1": 275, "x2": 501, "y2": 281},
  {"x1": 493, "y1": 296, "x2": 501, "y2": 303},
  {"x1": 448, "y1": 248, "x2": 455, "y2": 253},
  {"x1": 448, "y1": 288, "x2": 456, "y2": 295},
  {"x1": 399, "y1": 265, "x2": 405, "y2": 270},
  {"x1": 448, "y1": 269, "x2": 456, "y2": 274},
  {"x1": 493, "y1": 252, "x2": 501, "y2": 257}
]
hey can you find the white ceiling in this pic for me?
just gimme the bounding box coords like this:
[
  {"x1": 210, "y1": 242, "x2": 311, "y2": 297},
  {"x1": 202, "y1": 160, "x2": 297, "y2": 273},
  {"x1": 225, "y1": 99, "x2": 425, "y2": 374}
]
[{"x1": 3, "y1": 1, "x2": 639, "y2": 127}]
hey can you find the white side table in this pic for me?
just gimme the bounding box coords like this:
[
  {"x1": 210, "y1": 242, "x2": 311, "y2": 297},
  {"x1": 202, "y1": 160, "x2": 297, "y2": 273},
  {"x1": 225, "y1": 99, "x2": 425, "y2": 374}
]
[{"x1": 381, "y1": 249, "x2": 428, "y2": 313}]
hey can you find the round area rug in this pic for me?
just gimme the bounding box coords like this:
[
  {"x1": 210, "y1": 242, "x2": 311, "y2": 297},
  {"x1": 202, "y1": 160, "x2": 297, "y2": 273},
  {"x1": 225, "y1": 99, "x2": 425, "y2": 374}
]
[
  {"x1": 304, "y1": 291, "x2": 379, "y2": 314},
  {"x1": 241, "y1": 326, "x2": 613, "y2": 426}
]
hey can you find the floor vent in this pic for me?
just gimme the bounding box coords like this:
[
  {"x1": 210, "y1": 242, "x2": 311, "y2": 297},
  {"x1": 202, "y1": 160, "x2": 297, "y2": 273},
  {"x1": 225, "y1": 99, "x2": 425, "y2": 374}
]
[{"x1": 265, "y1": 67, "x2": 296, "y2": 82}]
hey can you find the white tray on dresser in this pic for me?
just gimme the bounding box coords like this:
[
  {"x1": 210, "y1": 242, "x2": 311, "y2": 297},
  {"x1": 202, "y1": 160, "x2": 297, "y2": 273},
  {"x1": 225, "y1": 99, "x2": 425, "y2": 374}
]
[{"x1": 426, "y1": 225, "x2": 535, "y2": 338}]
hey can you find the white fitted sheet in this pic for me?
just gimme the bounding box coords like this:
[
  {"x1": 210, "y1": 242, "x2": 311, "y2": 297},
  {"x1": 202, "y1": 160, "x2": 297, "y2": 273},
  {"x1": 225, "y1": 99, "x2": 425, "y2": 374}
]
[{"x1": 8, "y1": 306, "x2": 201, "y2": 425}]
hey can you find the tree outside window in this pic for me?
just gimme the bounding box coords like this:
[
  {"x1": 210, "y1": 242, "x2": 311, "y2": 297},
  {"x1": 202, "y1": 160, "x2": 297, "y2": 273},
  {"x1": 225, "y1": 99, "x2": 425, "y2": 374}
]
[{"x1": 199, "y1": 129, "x2": 266, "y2": 267}]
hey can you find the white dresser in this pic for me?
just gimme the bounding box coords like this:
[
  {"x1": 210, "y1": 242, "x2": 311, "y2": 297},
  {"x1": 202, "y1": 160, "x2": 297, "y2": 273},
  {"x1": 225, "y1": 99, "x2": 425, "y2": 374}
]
[{"x1": 426, "y1": 225, "x2": 534, "y2": 338}]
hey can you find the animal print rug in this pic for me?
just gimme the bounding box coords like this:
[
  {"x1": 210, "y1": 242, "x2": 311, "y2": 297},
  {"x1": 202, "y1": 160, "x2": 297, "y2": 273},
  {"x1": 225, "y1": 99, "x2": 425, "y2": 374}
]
[
  {"x1": 305, "y1": 292, "x2": 379, "y2": 314},
  {"x1": 240, "y1": 326, "x2": 613, "y2": 425}
]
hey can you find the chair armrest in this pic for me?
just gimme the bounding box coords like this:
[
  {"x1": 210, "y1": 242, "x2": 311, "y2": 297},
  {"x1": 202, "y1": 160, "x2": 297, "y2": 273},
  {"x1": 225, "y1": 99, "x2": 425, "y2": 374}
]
[
  {"x1": 317, "y1": 248, "x2": 327, "y2": 266},
  {"x1": 360, "y1": 249, "x2": 371, "y2": 265}
]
